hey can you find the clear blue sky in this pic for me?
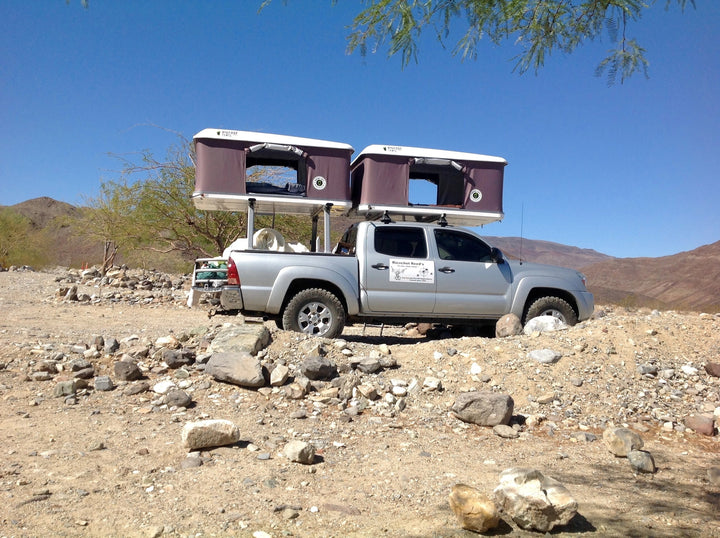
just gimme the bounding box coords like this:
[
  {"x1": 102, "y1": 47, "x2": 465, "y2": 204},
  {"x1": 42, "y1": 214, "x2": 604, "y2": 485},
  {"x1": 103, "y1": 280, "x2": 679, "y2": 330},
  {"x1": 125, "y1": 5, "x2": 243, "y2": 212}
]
[{"x1": 2, "y1": 2, "x2": 718, "y2": 258}]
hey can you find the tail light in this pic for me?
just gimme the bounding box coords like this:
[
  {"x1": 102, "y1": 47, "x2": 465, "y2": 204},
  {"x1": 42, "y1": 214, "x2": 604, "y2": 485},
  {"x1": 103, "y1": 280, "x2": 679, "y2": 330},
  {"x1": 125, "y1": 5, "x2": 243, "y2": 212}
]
[{"x1": 226, "y1": 257, "x2": 240, "y2": 286}]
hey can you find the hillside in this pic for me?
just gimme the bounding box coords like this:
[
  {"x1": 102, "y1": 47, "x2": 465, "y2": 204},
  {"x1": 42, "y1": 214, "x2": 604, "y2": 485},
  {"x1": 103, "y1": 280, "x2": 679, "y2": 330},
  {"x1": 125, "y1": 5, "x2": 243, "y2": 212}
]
[
  {"x1": 9, "y1": 196, "x2": 82, "y2": 227},
  {"x1": 582, "y1": 241, "x2": 720, "y2": 312},
  {"x1": 4, "y1": 197, "x2": 98, "y2": 268},
  {"x1": 482, "y1": 236, "x2": 613, "y2": 270}
]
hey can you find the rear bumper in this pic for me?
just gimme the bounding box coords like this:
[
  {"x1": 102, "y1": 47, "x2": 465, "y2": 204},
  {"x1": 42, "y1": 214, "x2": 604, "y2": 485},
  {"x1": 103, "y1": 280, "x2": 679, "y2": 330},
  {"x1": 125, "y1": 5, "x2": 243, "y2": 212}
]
[{"x1": 220, "y1": 287, "x2": 244, "y2": 310}]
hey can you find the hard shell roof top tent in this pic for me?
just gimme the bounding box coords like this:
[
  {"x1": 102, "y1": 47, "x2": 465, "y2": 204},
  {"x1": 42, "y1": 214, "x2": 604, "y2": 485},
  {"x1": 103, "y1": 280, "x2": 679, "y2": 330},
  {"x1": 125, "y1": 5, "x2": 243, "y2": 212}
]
[
  {"x1": 193, "y1": 129, "x2": 354, "y2": 214},
  {"x1": 350, "y1": 144, "x2": 507, "y2": 226},
  {"x1": 192, "y1": 129, "x2": 355, "y2": 252}
]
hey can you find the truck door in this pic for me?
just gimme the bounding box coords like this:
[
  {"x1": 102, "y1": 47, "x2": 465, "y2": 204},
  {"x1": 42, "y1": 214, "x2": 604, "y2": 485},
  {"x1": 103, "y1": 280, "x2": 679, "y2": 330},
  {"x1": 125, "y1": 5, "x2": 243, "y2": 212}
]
[
  {"x1": 361, "y1": 225, "x2": 436, "y2": 313},
  {"x1": 432, "y1": 228, "x2": 512, "y2": 316}
]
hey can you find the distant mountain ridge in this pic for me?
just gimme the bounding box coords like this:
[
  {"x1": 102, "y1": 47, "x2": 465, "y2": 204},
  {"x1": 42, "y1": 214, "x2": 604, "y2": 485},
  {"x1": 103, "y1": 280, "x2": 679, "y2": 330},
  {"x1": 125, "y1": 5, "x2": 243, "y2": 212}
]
[
  {"x1": 482, "y1": 236, "x2": 613, "y2": 270},
  {"x1": 7, "y1": 196, "x2": 82, "y2": 228},
  {"x1": 6, "y1": 197, "x2": 719, "y2": 312}
]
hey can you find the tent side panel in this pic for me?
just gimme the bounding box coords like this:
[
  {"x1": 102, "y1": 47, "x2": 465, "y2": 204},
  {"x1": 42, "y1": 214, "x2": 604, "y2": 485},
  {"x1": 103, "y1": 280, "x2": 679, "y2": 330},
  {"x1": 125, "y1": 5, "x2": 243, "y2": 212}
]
[
  {"x1": 356, "y1": 156, "x2": 409, "y2": 206},
  {"x1": 305, "y1": 148, "x2": 353, "y2": 201},
  {"x1": 195, "y1": 139, "x2": 247, "y2": 196},
  {"x1": 464, "y1": 163, "x2": 505, "y2": 213}
]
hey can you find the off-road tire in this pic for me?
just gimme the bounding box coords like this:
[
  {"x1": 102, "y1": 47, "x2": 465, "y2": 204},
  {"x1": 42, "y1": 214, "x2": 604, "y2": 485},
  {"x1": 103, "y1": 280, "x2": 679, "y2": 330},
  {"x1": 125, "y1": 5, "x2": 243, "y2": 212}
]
[
  {"x1": 524, "y1": 296, "x2": 578, "y2": 326},
  {"x1": 282, "y1": 288, "x2": 346, "y2": 339}
]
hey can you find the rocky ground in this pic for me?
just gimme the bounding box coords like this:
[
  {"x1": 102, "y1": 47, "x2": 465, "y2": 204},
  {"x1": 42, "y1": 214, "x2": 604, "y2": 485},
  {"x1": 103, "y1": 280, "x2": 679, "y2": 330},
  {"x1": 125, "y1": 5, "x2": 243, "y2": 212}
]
[{"x1": 1, "y1": 267, "x2": 719, "y2": 538}]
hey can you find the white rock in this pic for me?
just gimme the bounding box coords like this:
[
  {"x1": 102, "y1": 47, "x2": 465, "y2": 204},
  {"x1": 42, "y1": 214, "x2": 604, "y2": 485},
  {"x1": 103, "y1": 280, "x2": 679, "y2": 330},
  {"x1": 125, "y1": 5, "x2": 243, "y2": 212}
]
[
  {"x1": 493, "y1": 468, "x2": 577, "y2": 532},
  {"x1": 284, "y1": 440, "x2": 315, "y2": 464},
  {"x1": 270, "y1": 364, "x2": 289, "y2": 386},
  {"x1": 181, "y1": 419, "x2": 240, "y2": 451},
  {"x1": 153, "y1": 380, "x2": 177, "y2": 394},
  {"x1": 528, "y1": 349, "x2": 562, "y2": 364},
  {"x1": 423, "y1": 377, "x2": 442, "y2": 391},
  {"x1": 523, "y1": 316, "x2": 567, "y2": 335},
  {"x1": 155, "y1": 335, "x2": 179, "y2": 348}
]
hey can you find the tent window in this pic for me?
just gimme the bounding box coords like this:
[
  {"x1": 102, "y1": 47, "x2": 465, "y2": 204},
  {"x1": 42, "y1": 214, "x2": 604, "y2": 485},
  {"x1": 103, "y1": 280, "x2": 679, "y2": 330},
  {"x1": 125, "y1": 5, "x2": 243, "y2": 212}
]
[
  {"x1": 246, "y1": 149, "x2": 307, "y2": 196},
  {"x1": 408, "y1": 171, "x2": 439, "y2": 206},
  {"x1": 409, "y1": 162, "x2": 464, "y2": 206}
]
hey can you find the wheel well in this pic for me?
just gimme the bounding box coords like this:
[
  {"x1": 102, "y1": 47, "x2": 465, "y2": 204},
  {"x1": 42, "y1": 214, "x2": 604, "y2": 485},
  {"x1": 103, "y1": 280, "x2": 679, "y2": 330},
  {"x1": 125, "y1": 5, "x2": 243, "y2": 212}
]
[
  {"x1": 523, "y1": 288, "x2": 578, "y2": 318},
  {"x1": 281, "y1": 279, "x2": 348, "y2": 315}
]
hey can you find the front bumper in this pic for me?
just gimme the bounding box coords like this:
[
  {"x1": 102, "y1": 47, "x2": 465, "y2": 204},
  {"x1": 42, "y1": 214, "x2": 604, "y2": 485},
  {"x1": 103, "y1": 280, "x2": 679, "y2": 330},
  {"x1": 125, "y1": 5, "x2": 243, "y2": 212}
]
[{"x1": 575, "y1": 291, "x2": 595, "y2": 321}]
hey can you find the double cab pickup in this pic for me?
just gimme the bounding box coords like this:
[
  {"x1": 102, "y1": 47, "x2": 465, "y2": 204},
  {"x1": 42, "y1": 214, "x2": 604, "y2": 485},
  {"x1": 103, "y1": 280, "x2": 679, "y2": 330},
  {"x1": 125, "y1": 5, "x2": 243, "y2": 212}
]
[{"x1": 215, "y1": 219, "x2": 594, "y2": 338}]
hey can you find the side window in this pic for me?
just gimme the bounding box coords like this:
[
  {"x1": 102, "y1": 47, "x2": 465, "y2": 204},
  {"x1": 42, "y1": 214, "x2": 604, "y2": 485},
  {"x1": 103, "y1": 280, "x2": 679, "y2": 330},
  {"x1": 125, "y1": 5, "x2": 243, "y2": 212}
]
[
  {"x1": 434, "y1": 229, "x2": 493, "y2": 262},
  {"x1": 335, "y1": 225, "x2": 358, "y2": 255},
  {"x1": 374, "y1": 227, "x2": 428, "y2": 258}
]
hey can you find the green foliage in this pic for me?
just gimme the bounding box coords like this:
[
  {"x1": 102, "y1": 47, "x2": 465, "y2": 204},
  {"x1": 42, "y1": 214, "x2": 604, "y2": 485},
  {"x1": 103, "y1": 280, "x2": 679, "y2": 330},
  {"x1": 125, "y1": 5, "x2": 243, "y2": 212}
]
[
  {"x1": 83, "y1": 139, "x2": 247, "y2": 265},
  {"x1": 344, "y1": 0, "x2": 696, "y2": 84},
  {"x1": 0, "y1": 208, "x2": 49, "y2": 268},
  {"x1": 81, "y1": 136, "x2": 319, "y2": 272}
]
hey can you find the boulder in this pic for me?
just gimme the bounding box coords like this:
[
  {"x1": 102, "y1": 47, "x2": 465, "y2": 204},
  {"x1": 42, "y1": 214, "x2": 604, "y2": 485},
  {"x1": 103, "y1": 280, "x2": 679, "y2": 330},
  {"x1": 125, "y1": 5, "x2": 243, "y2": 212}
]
[
  {"x1": 495, "y1": 314, "x2": 522, "y2": 338},
  {"x1": 493, "y1": 468, "x2": 577, "y2": 532},
  {"x1": 301, "y1": 355, "x2": 337, "y2": 381},
  {"x1": 208, "y1": 324, "x2": 270, "y2": 355},
  {"x1": 270, "y1": 364, "x2": 290, "y2": 386},
  {"x1": 284, "y1": 440, "x2": 316, "y2": 464},
  {"x1": 181, "y1": 419, "x2": 239, "y2": 451},
  {"x1": 528, "y1": 349, "x2": 562, "y2": 364},
  {"x1": 684, "y1": 415, "x2": 716, "y2": 436},
  {"x1": 94, "y1": 376, "x2": 114, "y2": 392},
  {"x1": 448, "y1": 484, "x2": 500, "y2": 532},
  {"x1": 114, "y1": 361, "x2": 142, "y2": 381},
  {"x1": 704, "y1": 362, "x2": 720, "y2": 378},
  {"x1": 603, "y1": 427, "x2": 644, "y2": 456},
  {"x1": 166, "y1": 389, "x2": 192, "y2": 408},
  {"x1": 205, "y1": 352, "x2": 266, "y2": 388},
  {"x1": 628, "y1": 450, "x2": 656, "y2": 473},
  {"x1": 451, "y1": 391, "x2": 514, "y2": 426},
  {"x1": 523, "y1": 316, "x2": 567, "y2": 335}
]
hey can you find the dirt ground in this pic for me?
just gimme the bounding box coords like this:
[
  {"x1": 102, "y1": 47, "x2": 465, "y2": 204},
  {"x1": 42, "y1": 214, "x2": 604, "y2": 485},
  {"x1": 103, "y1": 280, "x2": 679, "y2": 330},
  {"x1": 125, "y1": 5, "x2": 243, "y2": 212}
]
[{"x1": 1, "y1": 269, "x2": 719, "y2": 538}]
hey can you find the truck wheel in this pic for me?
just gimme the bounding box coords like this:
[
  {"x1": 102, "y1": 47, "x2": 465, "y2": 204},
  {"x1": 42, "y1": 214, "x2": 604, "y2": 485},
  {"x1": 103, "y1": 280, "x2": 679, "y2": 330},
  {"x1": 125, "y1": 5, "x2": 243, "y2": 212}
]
[
  {"x1": 282, "y1": 288, "x2": 346, "y2": 339},
  {"x1": 525, "y1": 296, "x2": 578, "y2": 326}
]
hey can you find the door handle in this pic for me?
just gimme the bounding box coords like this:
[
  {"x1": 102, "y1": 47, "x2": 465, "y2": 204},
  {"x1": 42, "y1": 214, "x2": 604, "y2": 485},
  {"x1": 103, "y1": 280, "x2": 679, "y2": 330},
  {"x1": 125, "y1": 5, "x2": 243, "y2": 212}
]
[
  {"x1": 438, "y1": 266, "x2": 455, "y2": 273},
  {"x1": 371, "y1": 263, "x2": 389, "y2": 270}
]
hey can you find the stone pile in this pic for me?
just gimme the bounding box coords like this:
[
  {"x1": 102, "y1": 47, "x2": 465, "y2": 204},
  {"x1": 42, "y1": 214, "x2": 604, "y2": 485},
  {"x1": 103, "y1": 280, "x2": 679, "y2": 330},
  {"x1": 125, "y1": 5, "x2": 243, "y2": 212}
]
[{"x1": 53, "y1": 265, "x2": 189, "y2": 307}]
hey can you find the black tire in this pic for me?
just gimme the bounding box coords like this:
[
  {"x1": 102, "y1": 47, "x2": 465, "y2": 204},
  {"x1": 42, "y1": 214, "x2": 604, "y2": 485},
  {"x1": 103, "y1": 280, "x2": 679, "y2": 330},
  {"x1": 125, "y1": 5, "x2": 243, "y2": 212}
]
[
  {"x1": 282, "y1": 288, "x2": 346, "y2": 338},
  {"x1": 524, "y1": 296, "x2": 578, "y2": 326}
]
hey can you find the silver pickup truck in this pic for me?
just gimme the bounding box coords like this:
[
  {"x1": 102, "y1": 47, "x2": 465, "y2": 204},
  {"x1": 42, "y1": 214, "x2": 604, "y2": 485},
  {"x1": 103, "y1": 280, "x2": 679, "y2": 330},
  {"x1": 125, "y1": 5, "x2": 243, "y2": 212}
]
[{"x1": 214, "y1": 219, "x2": 593, "y2": 338}]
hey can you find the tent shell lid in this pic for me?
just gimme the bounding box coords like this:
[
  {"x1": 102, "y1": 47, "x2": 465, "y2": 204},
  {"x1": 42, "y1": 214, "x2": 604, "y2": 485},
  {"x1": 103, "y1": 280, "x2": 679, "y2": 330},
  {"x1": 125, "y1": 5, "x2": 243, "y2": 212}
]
[
  {"x1": 352, "y1": 144, "x2": 507, "y2": 166},
  {"x1": 194, "y1": 128, "x2": 354, "y2": 152}
]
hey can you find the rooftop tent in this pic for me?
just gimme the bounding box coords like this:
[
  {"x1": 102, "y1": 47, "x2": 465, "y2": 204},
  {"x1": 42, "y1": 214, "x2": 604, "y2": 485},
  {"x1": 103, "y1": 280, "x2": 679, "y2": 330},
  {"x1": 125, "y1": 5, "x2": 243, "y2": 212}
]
[
  {"x1": 192, "y1": 129, "x2": 354, "y2": 215},
  {"x1": 350, "y1": 145, "x2": 507, "y2": 226}
]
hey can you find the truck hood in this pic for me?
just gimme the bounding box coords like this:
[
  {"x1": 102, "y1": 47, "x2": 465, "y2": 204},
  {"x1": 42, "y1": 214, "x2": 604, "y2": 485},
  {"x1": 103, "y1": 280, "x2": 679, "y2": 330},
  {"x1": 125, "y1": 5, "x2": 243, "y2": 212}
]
[{"x1": 504, "y1": 259, "x2": 588, "y2": 290}]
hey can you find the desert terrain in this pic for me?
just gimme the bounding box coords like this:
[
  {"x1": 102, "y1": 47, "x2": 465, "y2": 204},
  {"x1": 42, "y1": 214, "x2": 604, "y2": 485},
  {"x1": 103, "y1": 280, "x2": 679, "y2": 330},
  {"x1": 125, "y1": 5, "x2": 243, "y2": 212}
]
[{"x1": 1, "y1": 267, "x2": 719, "y2": 537}]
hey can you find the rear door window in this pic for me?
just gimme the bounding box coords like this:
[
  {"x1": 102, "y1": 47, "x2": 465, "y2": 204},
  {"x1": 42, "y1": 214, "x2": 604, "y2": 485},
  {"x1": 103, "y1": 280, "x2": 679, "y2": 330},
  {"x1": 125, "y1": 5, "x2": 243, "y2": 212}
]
[{"x1": 374, "y1": 227, "x2": 428, "y2": 258}]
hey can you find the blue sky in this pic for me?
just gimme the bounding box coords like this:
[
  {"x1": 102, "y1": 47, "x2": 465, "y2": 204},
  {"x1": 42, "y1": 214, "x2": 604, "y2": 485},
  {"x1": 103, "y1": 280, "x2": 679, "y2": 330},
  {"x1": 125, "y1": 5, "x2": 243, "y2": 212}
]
[{"x1": 1, "y1": 1, "x2": 718, "y2": 259}]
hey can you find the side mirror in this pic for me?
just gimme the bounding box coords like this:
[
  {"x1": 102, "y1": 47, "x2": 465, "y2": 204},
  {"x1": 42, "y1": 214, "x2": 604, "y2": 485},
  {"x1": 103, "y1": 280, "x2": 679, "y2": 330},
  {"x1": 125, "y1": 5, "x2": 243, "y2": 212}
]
[{"x1": 490, "y1": 247, "x2": 504, "y2": 264}]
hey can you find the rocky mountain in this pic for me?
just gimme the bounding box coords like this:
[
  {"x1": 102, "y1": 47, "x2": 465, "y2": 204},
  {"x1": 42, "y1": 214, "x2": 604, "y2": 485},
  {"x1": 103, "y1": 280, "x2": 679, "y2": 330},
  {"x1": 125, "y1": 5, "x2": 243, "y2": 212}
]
[
  {"x1": 582, "y1": 241, "x2": 720, "y2": 312},
  {"x1": 3, "y1": 197, "x2": 97, "y2": 268},
  {"x1": 482, "y1": 236, "x2": 613, "y2": 270},
  {"x1": 7, "y1": 196, "x2": 82, "y2": 227}
]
